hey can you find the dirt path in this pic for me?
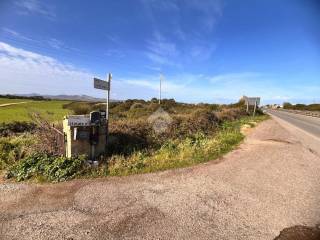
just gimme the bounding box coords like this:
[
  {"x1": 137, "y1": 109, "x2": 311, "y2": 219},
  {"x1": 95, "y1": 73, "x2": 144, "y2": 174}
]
[
  {"x1": 0, "y1": 101, "x2": 28, "y2": 107},
  {"x1": 1, "y1": 119, "x2": 320, "y2": 240}
]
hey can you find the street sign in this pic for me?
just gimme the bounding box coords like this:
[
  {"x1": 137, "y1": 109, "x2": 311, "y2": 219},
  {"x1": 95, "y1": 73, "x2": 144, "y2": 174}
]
[
  {"x1": 67, "y1": 115, "x2": 91, "y2": 126},
  {"x1": 94, "y1": 78, "x2": 109, "y2": 90},
  {"x1": 243, "y1": 96, "x2": 260, "y2": 106}
]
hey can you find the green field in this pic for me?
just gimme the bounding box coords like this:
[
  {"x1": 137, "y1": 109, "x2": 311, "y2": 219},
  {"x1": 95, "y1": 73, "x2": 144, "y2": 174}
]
[
  {"x1": 0, "y1": 98, "x2": 33, "y2": 105},
  {"x1": 0, "y1": 99, "x2": 71, "y2": 123}
]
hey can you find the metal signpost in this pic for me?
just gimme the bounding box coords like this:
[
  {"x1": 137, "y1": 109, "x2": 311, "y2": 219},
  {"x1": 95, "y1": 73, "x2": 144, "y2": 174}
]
[
  {"x1": 94, "y1": 73, "x2": 111, "y2": 119},
  {"x1": 93, "y1": 73, "x2": 112, "y2": 147},
  {"x1": 94, "y1": 78, "x2": 110, "y2": 91},
  {"x1": 243, "y1": 96, "x2": 260, "y2": 116}
]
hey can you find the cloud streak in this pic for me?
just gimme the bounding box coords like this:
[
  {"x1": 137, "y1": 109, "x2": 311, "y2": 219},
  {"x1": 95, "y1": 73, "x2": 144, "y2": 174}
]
[{"x1": 15, "y1": 0, "x2": 56, "y2": 19}]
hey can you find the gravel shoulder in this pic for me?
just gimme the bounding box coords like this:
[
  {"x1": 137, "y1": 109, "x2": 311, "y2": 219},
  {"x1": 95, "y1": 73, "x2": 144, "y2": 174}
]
[{"x1": 1, "y1": 118, "x2": 320, "y2": 240}]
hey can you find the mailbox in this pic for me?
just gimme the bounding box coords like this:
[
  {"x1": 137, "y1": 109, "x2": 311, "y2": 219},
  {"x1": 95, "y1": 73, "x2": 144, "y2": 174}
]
[
  {"x1": 90, "y1": 111, "x2": 100, "y2": 125},
  {"x1": 63, "y1": 112, "x2": 107, "y2": 159}
]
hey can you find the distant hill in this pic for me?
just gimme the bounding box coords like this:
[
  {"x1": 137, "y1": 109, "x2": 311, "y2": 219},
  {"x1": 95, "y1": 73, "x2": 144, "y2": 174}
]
[{"x1": 7, "y1": 93, "x2": 119, "y2": 102}]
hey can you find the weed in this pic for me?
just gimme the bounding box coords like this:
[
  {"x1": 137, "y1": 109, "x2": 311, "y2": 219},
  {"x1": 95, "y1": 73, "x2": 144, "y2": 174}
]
[{"x1": 6, "y1": 153, "x2": 87, "y2": 182}]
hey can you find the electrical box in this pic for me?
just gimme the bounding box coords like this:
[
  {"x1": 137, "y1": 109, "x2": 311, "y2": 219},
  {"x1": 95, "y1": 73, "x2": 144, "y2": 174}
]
[{"x1": 63, "y1": 111, "x2": 107, "y2": 159}]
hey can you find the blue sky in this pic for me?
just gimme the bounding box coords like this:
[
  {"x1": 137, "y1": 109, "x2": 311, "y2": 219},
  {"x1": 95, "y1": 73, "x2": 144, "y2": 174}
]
[{"x1": 0, "y1": 0, "x2": 319, "y2": 104}]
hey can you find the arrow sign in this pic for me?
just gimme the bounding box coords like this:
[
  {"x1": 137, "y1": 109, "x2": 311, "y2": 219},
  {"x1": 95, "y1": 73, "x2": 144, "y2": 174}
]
[{"x1": 94, "y1": 78, "x2": 110, "y2": 91}]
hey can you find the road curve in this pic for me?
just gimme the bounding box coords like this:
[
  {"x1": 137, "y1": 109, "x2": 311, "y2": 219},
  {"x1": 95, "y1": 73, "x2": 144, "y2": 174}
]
[
  {"x1": 1, "y1": 119, "x2": 320, "y2": 240},
  {"x1": 0, "y1": 102, "x2": 28, "y2": 107},
  {"x1": 267, "y1": 109, "x2": 320, "y2": 139}
]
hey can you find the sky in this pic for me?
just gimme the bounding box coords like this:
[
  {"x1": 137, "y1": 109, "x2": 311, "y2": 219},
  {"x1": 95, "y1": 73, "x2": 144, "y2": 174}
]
[{"x1": 0, "y1": 0, "x2": 319, "y2": 104}]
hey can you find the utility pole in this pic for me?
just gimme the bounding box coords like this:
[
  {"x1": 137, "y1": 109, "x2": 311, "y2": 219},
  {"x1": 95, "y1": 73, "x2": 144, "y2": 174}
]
[
  {"x1": 106, "y1": 73, "x2": 112, "y2": 144},
  {"x1": 159, "y1": 74, "x2": 163, "y2": 105}
]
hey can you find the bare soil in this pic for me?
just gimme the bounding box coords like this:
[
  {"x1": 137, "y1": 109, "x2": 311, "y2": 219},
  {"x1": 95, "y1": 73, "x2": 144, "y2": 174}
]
[{"x1": 274, "y1": 225, "x2": 320, "y2": 240}]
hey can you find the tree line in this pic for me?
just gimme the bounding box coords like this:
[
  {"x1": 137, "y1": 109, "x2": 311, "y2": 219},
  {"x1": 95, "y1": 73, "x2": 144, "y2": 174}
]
[{"x1": 283, "y1": 102, "x2": 320, "y2": 111}]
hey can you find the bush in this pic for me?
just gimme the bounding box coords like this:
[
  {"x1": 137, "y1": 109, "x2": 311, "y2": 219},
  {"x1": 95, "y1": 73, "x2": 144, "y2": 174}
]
[
  {"x1": 283, "y1": 102, "x2": 320, "y2": 111},
  {"x1": 0, "y1": 121, "x2": 36, "y2": 137},
  {"x1": 215, "y1": 108, "x2": 247, "y2": 121},
  {"x1": 107, "y1": 124, "x2": 245, "y2": 176},
  {"x1": 0, "y1": 134, "x2": 37, "y2": 170},
  {"x1": 6, "y1": 153, "x2": 87, "y2": 182},
  {"x1": 108, "y1": 119, "x2": 154, "y2": 155},
  {"x1": 63, "y1": 101, "x2": 95, "y2": 114}
]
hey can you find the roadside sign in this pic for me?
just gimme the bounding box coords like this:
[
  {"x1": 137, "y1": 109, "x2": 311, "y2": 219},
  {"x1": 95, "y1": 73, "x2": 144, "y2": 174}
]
[
  {"x1": 67, "y1": 115, "x2": 91, "y2": 126},
  {"x1": 94, "y1": 78, "x2": 109, "y2": 91},
  {"x1": 244, "y1": 96, "x2": 260, "y2": 106}
]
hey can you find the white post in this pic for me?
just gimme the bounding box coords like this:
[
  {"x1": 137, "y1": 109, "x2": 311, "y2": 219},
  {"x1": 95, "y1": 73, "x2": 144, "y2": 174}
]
[
  {"x1": 106, "y1": 73, "x2": 112, "y2": 145},
  {"x1": 106, "y1": 73, "x2": 111, "y2": 122},
  {"x1": 253, "y1": 101, "x2": 257, "y2": 117},
  {"x1": 159, "y1": 74, "x2": 162, "y2": 105}
]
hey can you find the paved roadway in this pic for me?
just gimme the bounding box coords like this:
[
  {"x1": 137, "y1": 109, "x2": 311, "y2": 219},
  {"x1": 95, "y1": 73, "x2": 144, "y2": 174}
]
[{"x1": 267, "y1": 109, "x2": 320, "y2": 139}]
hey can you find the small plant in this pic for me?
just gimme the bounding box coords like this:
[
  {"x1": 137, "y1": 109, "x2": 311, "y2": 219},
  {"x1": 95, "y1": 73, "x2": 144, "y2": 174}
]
[{"x1": 6, "y1": 153, "x2": 87, "y2": 182}]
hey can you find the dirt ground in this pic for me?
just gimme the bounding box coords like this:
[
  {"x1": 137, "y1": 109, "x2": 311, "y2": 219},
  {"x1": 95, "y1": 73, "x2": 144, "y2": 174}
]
[
  {"x1": 274, "y1": 225, "x2": 320, "y2": 240},
  {"x1": 1, "y1": 118, "x2": 320, "y2": 239}
]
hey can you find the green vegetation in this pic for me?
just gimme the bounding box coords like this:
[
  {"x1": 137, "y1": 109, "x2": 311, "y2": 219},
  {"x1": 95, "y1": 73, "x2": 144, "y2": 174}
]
[
  {"x1": 0, "y1": 97, "x2": 268, "y2": 182},
  {"x1": 0, "y1": 98, "x2": 32, "y2": 105},
  {"x1": 6, "y1": 153, "x2": 86, "y2": 182},
  {"x1": 0, "y1": 133, "x2": 37, "y2": 170},
  {"x1": 105, "y1": 115, "x2": 267, "y2": 176},
  {"x1": 283, "y1": 102, "x2": 320, "y2": 111},
  {"x1": 0, "y1": 99, "x2": 71, "y2": 123},
  {"x1": 0, "y1": 121, "x2": 36, "y2": 137},
  {"x1": 0, "y1": 94, "x2": 50, "y2": 101}
]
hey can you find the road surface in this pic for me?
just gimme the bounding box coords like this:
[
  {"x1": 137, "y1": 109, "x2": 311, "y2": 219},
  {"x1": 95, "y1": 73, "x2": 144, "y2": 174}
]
[
  {"x1": 267, "y1": 109, "x2": 320, "y2": 138},
  {"x1": 0, "y1": 102, "x2": 28, "y2": 107},
  {"x1": 1, "y1": 119, "x2": 320, "y2": 240}
]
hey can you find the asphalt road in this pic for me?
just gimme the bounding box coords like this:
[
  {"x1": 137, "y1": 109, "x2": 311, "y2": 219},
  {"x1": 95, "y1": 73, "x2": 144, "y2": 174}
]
[
  {"x1": 1, "y1": 119, "x2": 320, "y2": 239},
  {"x1": 267, "y1": 109, "x2": 320, "y2": 139}
]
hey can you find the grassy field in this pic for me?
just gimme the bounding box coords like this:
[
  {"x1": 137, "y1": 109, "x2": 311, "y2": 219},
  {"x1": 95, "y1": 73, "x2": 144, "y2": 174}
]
[
  {"x1": 0, "y1": 99, "x2": 71, "y2": 123},
  {"x1": 0, "y1": 98, "x2": 33, "y2": 105}
]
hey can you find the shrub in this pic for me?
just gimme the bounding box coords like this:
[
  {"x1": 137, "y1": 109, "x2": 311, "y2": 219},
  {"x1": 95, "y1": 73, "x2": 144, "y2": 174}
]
[
  {"x1": 283, "y1": 102, "x2": 320, "y2": 111},
  {"x1": 108, "y1": 119, "x2": 154, "y2": 155},
  {"x1": 215, "y1": 108, "x2": 247, "y2": 122},
  {"x1": 107, "y1": 124, "x2": 245, "y2": 176},
  {"x1": 0, "y1": 134, "x2": 37, "y2": 170},
  {"x1": 63, "y1": 101, "x2": 95, "y2": 114},
  {"x1": 6, "y1": 153, "x2": 87, "y2": 182},
  {"x1": 0, "y1": 121, "x2": 36, "y2": 137}
]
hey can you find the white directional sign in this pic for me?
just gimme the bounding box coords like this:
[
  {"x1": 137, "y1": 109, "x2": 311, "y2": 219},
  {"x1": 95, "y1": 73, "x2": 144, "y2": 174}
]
[
  {"x1": 67, "y1": 115, "x2": 91, "y2": 126},
  {"x1": 94, "y1": 78, "x2": 110, "y2": 91},
  {"x1": 243, "y1": 96, "x2": 260, "y2": 106}
]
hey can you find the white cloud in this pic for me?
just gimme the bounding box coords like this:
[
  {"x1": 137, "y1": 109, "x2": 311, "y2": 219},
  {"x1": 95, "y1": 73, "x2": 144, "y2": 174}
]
[
  {"x1": 0, "y1": 42, "x2": 93, "y2": 95},
  {"x1": 2, "y1": 28, "x2": 37, "y2": 42},
  {"x1": 145, "y1": 32, "x2": 179, "y2": 66},
  {"x1": 209, "y1": 72, "x2": 262, "y2": 84},
  {"x1": 190, "y1": 44, "x2": 217, "y2": 61},
  {"x1": 47, "y1": 38, "x2": 64, "y2": 49},
  {"x1": 105, "y1": 49, "x2": 125, "y2": 58},
  {"x1": 15, "y1": 0, "x2": 56, "y2": 19},
  {"x1": 186, "y1": 0, "x2": 223, "y2": 31}
]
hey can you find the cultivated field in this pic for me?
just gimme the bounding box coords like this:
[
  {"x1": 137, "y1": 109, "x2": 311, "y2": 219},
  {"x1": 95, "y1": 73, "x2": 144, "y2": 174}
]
[{"x1": 0, "y1": 98, "x2": 71, "y2": 123}]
